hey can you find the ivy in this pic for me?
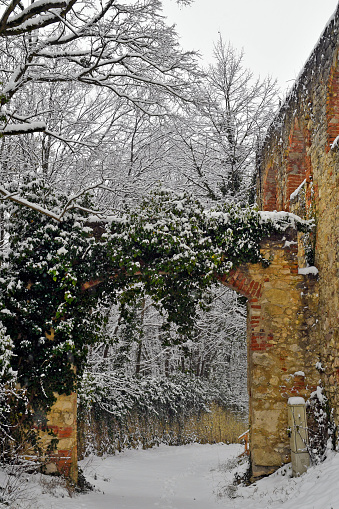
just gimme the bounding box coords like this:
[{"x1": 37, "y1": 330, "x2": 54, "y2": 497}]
[
  {"x1": 0, "y1": 177, "x2": 117, "y2": 420},
  {"x1": 107, "y1": 189, "x2": 311, "y2": 335},
  {"x1": 0, "y1": 182, "x2": 312, "y2": 429}
]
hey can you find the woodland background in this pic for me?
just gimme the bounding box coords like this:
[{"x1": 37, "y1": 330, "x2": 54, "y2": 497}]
[{"x1": 0, "y1": 0, "x2": 279, "y2": 471}]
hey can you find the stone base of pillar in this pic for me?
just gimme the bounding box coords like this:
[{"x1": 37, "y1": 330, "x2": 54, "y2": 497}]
[{"x1": 40, "y1": 392, "x2": 78, "y2": 483}]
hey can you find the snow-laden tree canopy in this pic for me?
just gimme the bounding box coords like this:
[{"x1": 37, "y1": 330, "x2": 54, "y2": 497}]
[{"x1": 0, "y1": 0, "x2": 199, "y2": 218}]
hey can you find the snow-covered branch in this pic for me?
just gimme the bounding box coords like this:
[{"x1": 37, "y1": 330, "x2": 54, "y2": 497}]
[
  {"x1": 0, "y1": 121, "x2": 46, "y2": 135},
  {"x1": 0, "y1": 0, "x2": 77, "y2": 36}
]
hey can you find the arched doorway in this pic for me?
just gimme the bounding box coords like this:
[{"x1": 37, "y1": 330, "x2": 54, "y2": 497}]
[{"x1": 45, "y1": 224, "x2": 320, "y2": 481}]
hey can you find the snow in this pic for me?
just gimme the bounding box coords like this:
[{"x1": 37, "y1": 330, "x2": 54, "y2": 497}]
[
  {"x1": 315, "y1": 361, "x2": 325, "y2": 372},
  {"x1": 330, "y1": 134, "x2": 339, "y2": 150},
  {"x1": 7, "y1": 443, "x2": 339, "y2": 509},
  {"x1": 258, "y1": 210, "x2": 311, "y2": 230},
  {"x1": 0, "y1": 308, "x2": 12, "y2": 315},
  {"x1": 298, "y1": 266, "x2": 319, "y2": 275},
  {"x1": 0, "y1": 185, "x2": 61, "y2": 221},
  {"x1": 235, "y1": 450, "x2": 339, "y2": 509},
  {"x1": 7, "y1": 0, "x2": 65, "y2": 23},
  {"x1": 290, "y1": 179, "x2": 306, "y2": 201},
  {"x1": 310, "y1": 386, "x2": 327, "y2": 405},
  {"x1": 288, "y1": 396, "x2": 306, "y2": 405},
  {"x1": 57, "y1": 246, "x2": 68, "y2": 256},
  {"x1": 283, "y1": 240, "x2": 297, "y2": 248},
  {"x1": 1, "y1": 122, "x2": 46, "y2": 134}
]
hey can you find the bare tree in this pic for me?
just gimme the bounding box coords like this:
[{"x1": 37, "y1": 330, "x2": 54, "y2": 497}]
[
  {"x1": 0, "y1": 0, "x2": 198, "y2": 218},
  {"x1": 169, "y1": 37, "x2": 278, "y2": 204}
]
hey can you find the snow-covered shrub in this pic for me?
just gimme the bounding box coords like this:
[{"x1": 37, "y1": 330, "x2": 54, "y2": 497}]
[
  {"x1": 0, "y1": 323, "x2": 17, "y2": 441},
  {"x1": 79, "y1": 371, "x2": 211, "y2": 422},
  {"x1": 0, "y1": 176, "x2": 116, "y2": 423},
  {"x1": 306, "y1": 385, "x2": 336, "y2": 464},
  {"x1": 0, "y1": 323, "x2": 20, "y2": 447},
  {"x1": 78, "y1": 370, "x2": 209, "y2": 455},
  {"x1": 0, "y1": 322, "x2": 16, "y2": 383},
  {"x1": 0, "y1": 321, "x2": 32, "y2": 481},
  {"x1": 78, "y1": 365, "x2": 248, "y2": 456}
]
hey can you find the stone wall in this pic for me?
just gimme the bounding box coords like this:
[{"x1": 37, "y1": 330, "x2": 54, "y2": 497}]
[{"x1": 257, "y1": 2, "x2": 339, "y2": 443}]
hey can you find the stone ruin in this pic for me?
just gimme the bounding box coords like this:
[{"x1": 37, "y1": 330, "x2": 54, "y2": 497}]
[{"x1": 44, "y1": 4, "x2": 339, "y2": 481}]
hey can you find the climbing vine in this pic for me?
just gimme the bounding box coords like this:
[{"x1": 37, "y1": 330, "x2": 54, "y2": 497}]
[
  {"x1": 107, "y1": 189, "x2": 311, "y2": 334},
  {"x1": 0, "y1": 180, "x2": 312, "y2": 425},
  {"x1": 0, "y1": 177, "x2": 117, "y2": 420}
]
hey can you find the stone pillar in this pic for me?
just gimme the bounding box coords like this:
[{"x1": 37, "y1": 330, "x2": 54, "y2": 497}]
[
  {"x1": 41, "y1": 392, "x2": 78, "y2": 483},
  {"x1": 221, "y1": 227, "x2": 319, "y2": 480},
  {"x1": 247, "y1": 231, "x2": 319, "y2": 479}
]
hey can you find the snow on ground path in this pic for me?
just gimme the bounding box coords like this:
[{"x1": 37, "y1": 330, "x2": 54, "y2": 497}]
[
  {"x1": 12, "y1": 444, "x2": 339, "y2": 508},
  {"x1": 38, "y1": 443, "x2": 243, "y2": 509}
]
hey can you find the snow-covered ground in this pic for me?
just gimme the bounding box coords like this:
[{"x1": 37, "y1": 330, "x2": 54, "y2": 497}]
[{"x1": 3, "y1": 443, "x2": 339, "y2": 509}]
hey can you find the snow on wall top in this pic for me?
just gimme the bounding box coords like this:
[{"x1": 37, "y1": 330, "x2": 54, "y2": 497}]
[{"x1": 288, "y1": 397, "x2": 306, "y2": 406}]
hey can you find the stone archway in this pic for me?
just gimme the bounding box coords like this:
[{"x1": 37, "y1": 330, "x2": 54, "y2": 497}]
[
  {"x1": 37, "y1": 5, "x2": 339, "y2": 482},
  {"x1": 44, "y1": 225, "x2": 320, "y2": 481}
]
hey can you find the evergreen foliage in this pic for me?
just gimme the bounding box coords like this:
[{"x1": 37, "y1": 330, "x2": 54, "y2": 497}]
[
  {"x1": 0, "y1": 180, "x2": 313, "y2": 428},
  {"x1": 0, "y1": 176, "x2": 116, "y2": 420},
  {"x1": 306, "y1": 385, "x2": 337, "y2": 464},
  {"x1": 107, "y1": 188, "x2": 310, "y2": 335}
]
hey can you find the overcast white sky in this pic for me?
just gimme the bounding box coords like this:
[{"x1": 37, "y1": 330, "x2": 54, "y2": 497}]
[{"x1": 162, "y1": 0, "x2": 339, "y2": 92}]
